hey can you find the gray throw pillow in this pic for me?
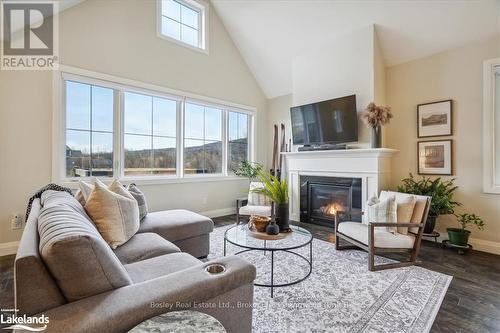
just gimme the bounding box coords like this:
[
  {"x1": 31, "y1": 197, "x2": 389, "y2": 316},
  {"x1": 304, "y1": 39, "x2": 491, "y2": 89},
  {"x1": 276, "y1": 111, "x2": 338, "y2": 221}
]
[{"x1": 128, "y1": 183, "x2": 148, "y2": 220}]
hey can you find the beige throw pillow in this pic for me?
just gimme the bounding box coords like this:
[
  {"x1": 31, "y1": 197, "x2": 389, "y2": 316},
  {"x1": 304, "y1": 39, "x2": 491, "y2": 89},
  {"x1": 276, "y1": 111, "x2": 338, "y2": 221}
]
[
  {"x1": 379, "y1": 191, "x2": 417, "y2": 235},
  {"x1": 84, "y1": 180, "x2": 140, "y2": 249},
  {"x1": 366, "y1": 195, "x2": 397, "y2": 233}
]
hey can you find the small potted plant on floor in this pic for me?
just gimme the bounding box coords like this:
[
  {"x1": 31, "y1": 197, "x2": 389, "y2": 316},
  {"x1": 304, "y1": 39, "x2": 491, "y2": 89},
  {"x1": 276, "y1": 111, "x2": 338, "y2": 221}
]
[
  {"x1": 448, "y1": 213, "x2": 485, "y2": 247},
  {"x1": 252, "y1": 171, "x2": 289, "y2": 232},
  {"x1": 397, "y1": 173, "x2": 461, "y2": 233}
]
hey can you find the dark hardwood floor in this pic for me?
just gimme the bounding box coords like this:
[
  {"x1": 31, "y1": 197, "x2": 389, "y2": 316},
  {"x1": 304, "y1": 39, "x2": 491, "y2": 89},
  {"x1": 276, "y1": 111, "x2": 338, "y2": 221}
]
[{"x1": 1, "y1": 215, "x2": 499, "y2": 332}]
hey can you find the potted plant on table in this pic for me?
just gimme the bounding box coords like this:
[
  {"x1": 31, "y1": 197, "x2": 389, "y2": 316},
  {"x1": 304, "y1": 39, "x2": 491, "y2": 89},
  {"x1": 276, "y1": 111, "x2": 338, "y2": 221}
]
[
  {"x1": 448, "y1": 213, "x2": 485, "y2": 247},
  {"x1": 252, "y1": 171, "x2": 289, "y2": 232},
  {"x1": 397, "y1": 173, "x2": 461, "y2": 233},
  {"x1": 361, "y1": 102, "x2": 393, "y2": 148}
]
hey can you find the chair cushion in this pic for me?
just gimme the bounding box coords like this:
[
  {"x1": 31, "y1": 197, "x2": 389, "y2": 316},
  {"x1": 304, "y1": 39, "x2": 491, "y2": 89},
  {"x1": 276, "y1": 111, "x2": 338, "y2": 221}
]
[
  {"x1": 113, "y1": 233, "x2": 181, "y2": 265},
  {"x1": 239, "y1": 205, "x2": 271, "y2": 217},
  {"x1": 38, "y1": 191, "x2": 132, "y2": 302},
  {"x1": 84, "y1": 180, "x2": 140, "y2": 249},
  {"x1": 138, "y1": 210, "x2": 214, "y2": 242},
  {"x1": 338, "y1": 222, "x2": 415, "y2": 249},
  {"x1": 247, "y1": 181, "x2": 272, "y2": 206},
  {"x1": 379, "y1": 191, "x2": 417, "y2": 235},
  {"x1": 124, "y1": 253, "x2": 202, "y2": 283},
  {"x1": 382, "y1": 191, "x2": 429, "y2": 233}
]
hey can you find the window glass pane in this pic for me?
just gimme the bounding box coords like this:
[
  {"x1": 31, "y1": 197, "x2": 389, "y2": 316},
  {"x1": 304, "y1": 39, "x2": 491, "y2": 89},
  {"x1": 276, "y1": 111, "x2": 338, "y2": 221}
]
[
  {"x1": 91, "y1": 86, "x2": 113, "y2": 132},
  {"x1": 124, "y1": 134, "x2": 152, "y2": 176},
  {"x1": 204, "y1": 107, "x2": 222, "y2": 141},
  {"x1": 153, "y1": 97, "x2": 176, "y2": 137},
  {"x1": 181, "y1": 5, "x2": 198, "y2": 29},
  {"x1": 162, "y1": 0, "x2": 180, "y2": 21},
  {"x1": 205, "y1": 140, "x2": 222, "y2": 174},
  {"x1": 185, "y1": 103, "x2": 203, "y2": 139},
  {"x1": 66, "y1": 81, "x2": 90, "y2": 130},
  {"x1": 228, "y1": 111, "x2": 238, "y2": 141},
  {"x1": 153, "y1": 137, "x2": 176, "y2": 175},
  {"x1": 162, "y1": 17, "x2": 181, "y2": 40},
  {"x1": 228, "y1": 143, "x2": 248, "y2": 173},
  {"x1": 91, "y1": 132, "x2": 113, "y2": 177},
  {"x1": 184, "y1": 139, "x2": 205, "y2": 174},
  {"x1": 238, "y1": 113, "x2": 248, "y2": 140},
  {"x1": 181, "y1": 24, "x2": 198, "y2": 47},
  {"x1": 66, "y1": 130, "x2": 90, "y2": 177},
  {"x1": 124, "y1": 92, "x2": 152, "y2": 135}
]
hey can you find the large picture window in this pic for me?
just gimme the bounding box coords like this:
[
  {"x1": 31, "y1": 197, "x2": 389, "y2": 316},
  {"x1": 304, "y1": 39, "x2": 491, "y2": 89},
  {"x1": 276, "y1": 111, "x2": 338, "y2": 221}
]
[{"x1": 60, "y1": 70, "x2": 253, "y2": 183}]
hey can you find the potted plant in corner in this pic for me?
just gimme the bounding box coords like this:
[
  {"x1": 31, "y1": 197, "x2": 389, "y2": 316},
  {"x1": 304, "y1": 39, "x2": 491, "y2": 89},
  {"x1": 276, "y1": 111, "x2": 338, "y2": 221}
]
[
  {"x1": 448, "y1": 213, "x2": 485, "y2": 247},
  {"x1": 361, "y1": 102, "x2": 393, "y2": 148},
  {"x1": 252, "y1": 171, "x2": 290, "y2": 232},
  {"x1": 397, "y1": 173, "x2": 461, "y2": 233}
]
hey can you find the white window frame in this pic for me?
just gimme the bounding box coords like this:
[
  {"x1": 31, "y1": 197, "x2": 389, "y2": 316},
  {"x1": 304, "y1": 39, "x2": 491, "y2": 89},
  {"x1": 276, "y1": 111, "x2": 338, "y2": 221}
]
[
  {"x1": 483, "y1": 57, "x2": 500, "y2": 194},
  {"x1": 52, "y1": 66, "x2": 255, "y2": 187},
  {"x1": 156, "y1": 0, "x2": 209, "y2": 54}
]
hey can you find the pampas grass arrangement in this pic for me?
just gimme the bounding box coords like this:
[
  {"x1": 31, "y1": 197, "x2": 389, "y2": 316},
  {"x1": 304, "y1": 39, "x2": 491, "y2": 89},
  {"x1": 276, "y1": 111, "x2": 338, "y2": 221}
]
[{"x1": 362, "y1": 102, "x2": 393, "y2": 128}]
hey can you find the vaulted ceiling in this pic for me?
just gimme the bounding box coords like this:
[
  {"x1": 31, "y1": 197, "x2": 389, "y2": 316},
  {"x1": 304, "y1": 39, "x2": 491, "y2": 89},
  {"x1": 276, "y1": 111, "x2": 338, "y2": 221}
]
[{"x1": 212, "y1": 0, "x2": 500, "y2": 98}]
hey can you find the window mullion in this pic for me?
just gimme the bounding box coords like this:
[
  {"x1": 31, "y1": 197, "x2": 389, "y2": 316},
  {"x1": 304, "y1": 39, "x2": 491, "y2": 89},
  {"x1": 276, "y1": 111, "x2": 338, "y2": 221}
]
[
  {"x1": 178, "y1": 99, "x2": 185, "y2": 178},
  {"x1": 222, "y1": 109, "x2": 228, "y2": 176},
  {"x1": 114, "y1": 89, "x2": 122, "y2": 179}
]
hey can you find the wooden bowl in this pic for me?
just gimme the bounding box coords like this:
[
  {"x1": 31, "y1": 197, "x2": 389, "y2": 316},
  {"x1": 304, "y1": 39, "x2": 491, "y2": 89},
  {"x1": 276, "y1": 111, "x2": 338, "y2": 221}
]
[{"x1": 250, "y1": 215, "x2": 270, "y2": 232}]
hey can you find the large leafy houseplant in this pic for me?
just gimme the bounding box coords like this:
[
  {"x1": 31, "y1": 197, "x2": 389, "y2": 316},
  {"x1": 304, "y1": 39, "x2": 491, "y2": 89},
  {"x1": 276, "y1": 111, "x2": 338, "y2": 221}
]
[
  {"x1": 397, "y1": 173, "x2": 461, "y2": 233},
  {"x1": 251, "y1": 171, "x2": 290, "y2": 231}
]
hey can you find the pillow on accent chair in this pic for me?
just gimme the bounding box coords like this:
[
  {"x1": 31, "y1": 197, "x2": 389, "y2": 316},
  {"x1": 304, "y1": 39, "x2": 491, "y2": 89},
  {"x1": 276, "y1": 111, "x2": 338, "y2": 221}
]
[
  {"x1": 365, "y1": 195, "x2": 397, "y2": 233},
  {"x1": 84, "y1": 180, "x2": 140, "y2": 249},
  {"x1": 127, "y1": 183, "x2": 148, "y2": 220},
  {"x1": 379, "y1": 191, "x2": 417, "y2": 235}
]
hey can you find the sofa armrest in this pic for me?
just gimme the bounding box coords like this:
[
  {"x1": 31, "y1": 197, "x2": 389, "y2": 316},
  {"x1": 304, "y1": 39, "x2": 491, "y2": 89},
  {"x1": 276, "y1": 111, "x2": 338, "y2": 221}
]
[{"x1": 33, "y1": 256, "x2": 256, "y2": 333}]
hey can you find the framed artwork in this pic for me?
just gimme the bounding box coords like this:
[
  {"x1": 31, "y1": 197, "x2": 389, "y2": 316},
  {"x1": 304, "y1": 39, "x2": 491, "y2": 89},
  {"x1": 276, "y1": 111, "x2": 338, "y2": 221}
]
[
  {"x1": 418, "y1": 140, "x2": 453, "y2": 175},
  {"x1": 417, "y1": 100, "x2": 452, "y2": 138}
]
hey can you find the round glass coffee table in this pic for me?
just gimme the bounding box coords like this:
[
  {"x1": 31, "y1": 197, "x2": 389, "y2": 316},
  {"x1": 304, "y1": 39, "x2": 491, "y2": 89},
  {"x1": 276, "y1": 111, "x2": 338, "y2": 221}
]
[{"x1": 224, "y1": 223, "x2": 313, "y2": 297}]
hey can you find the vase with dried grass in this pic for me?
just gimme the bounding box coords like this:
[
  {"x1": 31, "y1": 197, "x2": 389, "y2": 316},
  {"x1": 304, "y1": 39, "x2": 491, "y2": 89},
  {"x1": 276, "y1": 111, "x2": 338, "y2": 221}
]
[{"x1": 361, "y1": 102, "x2": 393, "y2": 148}]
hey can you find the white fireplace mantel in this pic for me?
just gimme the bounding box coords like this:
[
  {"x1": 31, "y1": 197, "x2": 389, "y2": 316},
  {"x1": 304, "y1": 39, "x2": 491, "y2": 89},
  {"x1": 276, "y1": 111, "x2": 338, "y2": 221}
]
[{"x1": 282, "y1": 148, "x2": 398, "y2": 221}]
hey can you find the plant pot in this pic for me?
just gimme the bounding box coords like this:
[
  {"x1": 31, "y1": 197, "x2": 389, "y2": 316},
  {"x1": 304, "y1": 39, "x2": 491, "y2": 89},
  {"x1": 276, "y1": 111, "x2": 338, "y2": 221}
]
[
  {"x1": 266, "y1": 221, "x2": 280, "y2": 235},
  {"x1": 424, "y1": 214, "x2": 437, "y2": 234},
  {"x1": 276, "y1": 203, "x2": 290, "y2": 231},
  {"x1": 447, "y1": 228, "x2": 470, "y2": 247},
  {"x1": 371, "y1": 126, "x2": 382, "y2": 148}
]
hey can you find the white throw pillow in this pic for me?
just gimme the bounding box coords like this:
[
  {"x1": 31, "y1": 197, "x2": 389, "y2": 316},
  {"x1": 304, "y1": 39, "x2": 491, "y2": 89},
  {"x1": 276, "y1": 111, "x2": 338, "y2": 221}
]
[
  {"x1": 366, "y1": 195, "x2": 397, "y2": 233},
  {"x1": 84, "y1": 180, "x2": 140, "y2": 249},
  {"x1": 247, "y1": 181, "x2": 272, "y2": 206},
  {"x1": 379, "y1": 191, "x2": 417, "y2": 235}
]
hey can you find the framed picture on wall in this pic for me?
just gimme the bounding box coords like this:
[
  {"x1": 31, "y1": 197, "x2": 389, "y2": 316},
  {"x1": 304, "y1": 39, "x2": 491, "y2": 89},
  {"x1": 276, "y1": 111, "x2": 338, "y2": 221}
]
[
  {"x1": 418, "y1": 140, "x2": 453, "y2": 175},
  {"x1": 417, "y1": 100, "x2": 452, "y2": 138}
]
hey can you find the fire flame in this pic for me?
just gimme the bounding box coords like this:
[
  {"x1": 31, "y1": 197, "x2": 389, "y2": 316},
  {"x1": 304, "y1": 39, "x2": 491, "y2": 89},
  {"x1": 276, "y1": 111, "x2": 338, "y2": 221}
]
[{"x1": 324, "y1": 204, "x2": 337, "y2": 216}]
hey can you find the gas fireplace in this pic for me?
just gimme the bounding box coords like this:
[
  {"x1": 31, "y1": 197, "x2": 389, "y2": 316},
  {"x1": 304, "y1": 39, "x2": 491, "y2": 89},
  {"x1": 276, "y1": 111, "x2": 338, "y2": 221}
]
[{"x1": 300, "y1": 176, "x2": 362, "y2": 227}]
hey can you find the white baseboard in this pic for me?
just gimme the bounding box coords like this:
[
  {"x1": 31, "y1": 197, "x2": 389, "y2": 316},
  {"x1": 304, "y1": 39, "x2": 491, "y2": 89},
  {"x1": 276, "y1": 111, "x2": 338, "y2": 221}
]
[
  {"x1": 0, "y1": 241, "x2": 19, "y2": 256},
  {"x1": 199, "y1": 207, "x2": 235, "y2": 218},
  {"x1": 429, "y1": 231, "x2": 500, "y2": 255}
]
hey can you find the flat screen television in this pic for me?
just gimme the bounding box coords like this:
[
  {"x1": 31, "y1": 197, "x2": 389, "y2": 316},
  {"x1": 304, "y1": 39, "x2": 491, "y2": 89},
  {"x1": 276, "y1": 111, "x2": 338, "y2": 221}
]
[{"x1": 290, "y1": 94, "x2": 358, "y2": 146}]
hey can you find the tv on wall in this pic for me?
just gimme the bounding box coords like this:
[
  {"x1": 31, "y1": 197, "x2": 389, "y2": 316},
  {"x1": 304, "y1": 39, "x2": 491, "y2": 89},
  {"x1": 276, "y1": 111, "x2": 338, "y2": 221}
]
[{"x1": 290, "y1": 94, "x2": 358, "y2": 146}]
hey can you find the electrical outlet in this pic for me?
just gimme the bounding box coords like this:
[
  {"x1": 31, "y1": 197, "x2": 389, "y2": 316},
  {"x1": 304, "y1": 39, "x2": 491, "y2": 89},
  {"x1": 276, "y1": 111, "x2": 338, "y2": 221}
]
[{"x1": 11, "y1": 214, "x2": 23, "y2": 230}]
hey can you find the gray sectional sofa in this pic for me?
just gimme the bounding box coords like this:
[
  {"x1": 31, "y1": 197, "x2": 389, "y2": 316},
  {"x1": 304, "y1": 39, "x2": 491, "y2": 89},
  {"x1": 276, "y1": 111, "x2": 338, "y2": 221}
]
[{"x1": 14, "y1": 190, "x2": 256, "y2": 333}]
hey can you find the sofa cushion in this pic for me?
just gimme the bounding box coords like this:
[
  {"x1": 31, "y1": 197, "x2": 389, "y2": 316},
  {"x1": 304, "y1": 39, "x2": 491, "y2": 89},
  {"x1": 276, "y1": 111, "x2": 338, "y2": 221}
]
[
  {"x1": 84, "y1": 180, "x2": 140, "y2": 249},
  {"x1": 124, "y1": 252, "x2": 202, "y2": 283},
  {"x1": 38, "y1": 190, "x2": 132, "y2": 302},
  {"x1": 113, "y1": 233, "x2": 181, "y2": 265},
  {"x1": 338, "y1": 222, "x2": 415, "y2": 249},
  {"x1": 138, "y1": 210, "x2": 214, "y2": 242},
  {"x1": 128, "y1": 183, "x2": 148, "y2": 220},
  {"x1": 239, "y1": 205, "x2": 271, "y2": 217}
]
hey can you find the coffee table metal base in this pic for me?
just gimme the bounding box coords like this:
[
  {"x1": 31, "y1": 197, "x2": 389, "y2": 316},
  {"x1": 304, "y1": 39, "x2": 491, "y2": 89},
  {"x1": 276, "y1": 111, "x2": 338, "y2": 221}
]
[{"x1": 224, "y1": 238, "x2": 313, "y2": 298}]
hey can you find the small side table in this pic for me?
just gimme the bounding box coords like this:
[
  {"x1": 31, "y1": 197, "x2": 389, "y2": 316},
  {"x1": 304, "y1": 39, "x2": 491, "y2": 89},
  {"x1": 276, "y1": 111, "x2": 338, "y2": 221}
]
[
  {"x1": 442, "y1": 240, "x2": 473, "y2": 255},
  {"x1": 422, "y1": 231, "x2": 440, "y2": 245}
]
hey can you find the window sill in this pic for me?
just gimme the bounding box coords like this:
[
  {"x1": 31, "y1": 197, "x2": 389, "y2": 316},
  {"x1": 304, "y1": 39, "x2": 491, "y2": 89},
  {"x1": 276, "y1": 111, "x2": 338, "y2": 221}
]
[{"x1": 61, "y1": 175, "x2": 246, "y2": 189}]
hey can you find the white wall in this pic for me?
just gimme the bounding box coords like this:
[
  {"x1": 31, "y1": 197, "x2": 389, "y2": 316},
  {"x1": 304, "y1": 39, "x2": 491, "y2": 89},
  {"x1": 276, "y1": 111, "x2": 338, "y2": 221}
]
[
  {"x1": 267, "y1": 94, "x2": 293, "y2": 167},
  {"x1": 0, "y1": 0, "x2": 267, "y2": 246},
  {"x1": 386, "y1": 37, "x2": 500, "y2": 253}
]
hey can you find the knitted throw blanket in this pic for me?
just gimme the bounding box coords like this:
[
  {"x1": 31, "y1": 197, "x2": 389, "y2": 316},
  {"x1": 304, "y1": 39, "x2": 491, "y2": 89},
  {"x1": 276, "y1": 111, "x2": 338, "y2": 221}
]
[{"x1": 26, "y1": 183, "x2": 73, "y2": 221}]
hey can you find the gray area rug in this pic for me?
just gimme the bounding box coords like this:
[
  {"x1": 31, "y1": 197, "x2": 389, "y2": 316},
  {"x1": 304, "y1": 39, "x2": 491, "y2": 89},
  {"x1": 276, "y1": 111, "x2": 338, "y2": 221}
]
[{"x1": 208, "y1": 225, "x2": 452, "y2": 333}]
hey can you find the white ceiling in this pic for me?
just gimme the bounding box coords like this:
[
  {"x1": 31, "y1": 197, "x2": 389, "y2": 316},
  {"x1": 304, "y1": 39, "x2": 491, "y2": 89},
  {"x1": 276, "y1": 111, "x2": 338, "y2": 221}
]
[{"x1": 212, "y1": 0, "x2": 500, "y2": 98}]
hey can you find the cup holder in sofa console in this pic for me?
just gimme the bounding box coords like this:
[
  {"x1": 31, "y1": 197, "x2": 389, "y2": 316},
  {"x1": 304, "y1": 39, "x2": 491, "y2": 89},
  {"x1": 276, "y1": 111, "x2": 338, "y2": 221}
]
[{"x1": 205, "y1": 264, "x2": 226, "y2": 274}]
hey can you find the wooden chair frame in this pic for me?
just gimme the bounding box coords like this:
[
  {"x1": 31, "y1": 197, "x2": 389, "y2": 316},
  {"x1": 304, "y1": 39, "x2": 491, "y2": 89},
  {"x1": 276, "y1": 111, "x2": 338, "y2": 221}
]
[{"x1": 334, "y1": 197, "x2": 431, "y2": 271}]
